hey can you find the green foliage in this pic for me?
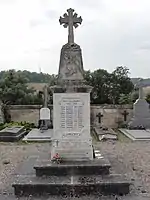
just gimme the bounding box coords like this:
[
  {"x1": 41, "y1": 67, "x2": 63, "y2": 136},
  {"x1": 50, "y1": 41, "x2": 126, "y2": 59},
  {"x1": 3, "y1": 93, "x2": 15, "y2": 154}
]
[
  {"x1": 0, "y1": 70, "x2": 43, "y2": 105},
  {"x1": 0, "y1": 67, "x2": 134, "y2": 105},
  {"x1": 118, "y1": 93, "x2": 132, "y2": 105},
  {"x1": 0, "y1": 70, "x2": 34, "y2": 104},
  {"x1": 0, "y1": 70, "x2": 53, "y2": 83},
  {"x1": 85, "y1": 66, "x2": 134, "y2": 104}
]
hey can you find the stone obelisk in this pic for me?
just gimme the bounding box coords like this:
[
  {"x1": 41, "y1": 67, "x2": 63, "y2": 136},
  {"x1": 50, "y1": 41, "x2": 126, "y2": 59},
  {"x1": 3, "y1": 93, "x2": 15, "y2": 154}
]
[{"x1": 51, "y1": 8, "x2": 93, "y2": 161}]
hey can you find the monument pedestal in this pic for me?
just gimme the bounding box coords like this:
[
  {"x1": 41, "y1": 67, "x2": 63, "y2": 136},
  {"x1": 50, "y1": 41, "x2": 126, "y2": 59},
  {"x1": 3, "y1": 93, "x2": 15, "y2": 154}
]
[
  {"x1": 51, "y1": 92, "x2": 93, "y2": 161},
  {"x1": 51, "y1": 139, "x2": 93, "y2": 161}
]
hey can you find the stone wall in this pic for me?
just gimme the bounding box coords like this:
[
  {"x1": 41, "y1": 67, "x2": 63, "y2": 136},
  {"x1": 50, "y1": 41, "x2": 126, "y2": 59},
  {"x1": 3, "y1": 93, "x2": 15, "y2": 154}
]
[
  {"x1": 8, "y1": 104, "x2": 133, "y2": 128},
  {"x1": 91, "y1": 104, "x2": 133, "y2": 128}
]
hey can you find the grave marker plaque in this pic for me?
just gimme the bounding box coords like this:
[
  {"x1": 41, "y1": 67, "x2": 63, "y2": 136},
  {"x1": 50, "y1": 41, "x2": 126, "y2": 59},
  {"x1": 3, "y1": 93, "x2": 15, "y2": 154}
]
[{"x1": 52, "y1": 93, "x2": 93, "y2": 160}]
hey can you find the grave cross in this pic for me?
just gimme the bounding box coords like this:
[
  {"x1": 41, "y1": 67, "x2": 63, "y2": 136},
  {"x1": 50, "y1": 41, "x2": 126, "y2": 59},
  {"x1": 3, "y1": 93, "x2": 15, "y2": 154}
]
[
  {"x1": 59, "y1": 8, "x2": 82, "y2": 44},
  {"x1": 122, "y1": 110, "x2": 129, "y2": 122},
  {"x1": 96, "y1": 112, "x2": 103, "y2": 124}
]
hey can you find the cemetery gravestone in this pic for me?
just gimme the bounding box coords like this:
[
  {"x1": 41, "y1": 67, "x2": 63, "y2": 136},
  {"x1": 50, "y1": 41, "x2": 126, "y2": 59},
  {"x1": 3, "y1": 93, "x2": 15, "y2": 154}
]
[
  {"x1": 39, "y1": 107, "x2": 51, "y2": 130},
  {"x1": 39, "y1": 85, "x2": 51, "y2": 130},
  {"x1": 128, "y1": 79, "x2": 150, "y2": 128},
  {"x1": 0, "y1": 126, "x2": 26, "y2": 142}
]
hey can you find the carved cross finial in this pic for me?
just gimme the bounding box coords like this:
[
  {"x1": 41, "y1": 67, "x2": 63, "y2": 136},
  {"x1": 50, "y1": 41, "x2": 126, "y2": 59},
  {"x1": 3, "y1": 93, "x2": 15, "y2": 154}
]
[{"x1": 59, "y1": 8, "x2": 82, "y2": 44}]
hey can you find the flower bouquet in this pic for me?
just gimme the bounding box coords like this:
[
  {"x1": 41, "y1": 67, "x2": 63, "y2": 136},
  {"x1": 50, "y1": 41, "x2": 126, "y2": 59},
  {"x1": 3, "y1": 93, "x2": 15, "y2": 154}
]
[{"x1": 51, "y1": 153, "x2": 62, "y2": 164}]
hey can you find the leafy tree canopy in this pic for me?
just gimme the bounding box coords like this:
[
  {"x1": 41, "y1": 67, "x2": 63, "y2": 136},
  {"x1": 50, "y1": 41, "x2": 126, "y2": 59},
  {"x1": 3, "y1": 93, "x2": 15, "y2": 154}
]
[{"x1": 0, "y1": 67, "x2": 134, "y2": 105}]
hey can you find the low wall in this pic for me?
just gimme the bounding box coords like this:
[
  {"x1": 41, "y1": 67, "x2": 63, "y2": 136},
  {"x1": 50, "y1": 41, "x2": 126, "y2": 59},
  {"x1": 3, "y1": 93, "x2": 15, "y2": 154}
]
[
  {"x1": 91, "y1": 104, "x2": 133, "y2": 128},
  {"x1": 8, "y1": 104, "x2": 133, "y2": 128}
]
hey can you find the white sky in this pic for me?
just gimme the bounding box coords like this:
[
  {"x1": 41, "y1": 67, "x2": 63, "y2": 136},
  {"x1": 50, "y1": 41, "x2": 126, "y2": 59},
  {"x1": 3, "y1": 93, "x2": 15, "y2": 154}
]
[{"x1": 0, "y1": 0, "x2": 150, "y2": 77}]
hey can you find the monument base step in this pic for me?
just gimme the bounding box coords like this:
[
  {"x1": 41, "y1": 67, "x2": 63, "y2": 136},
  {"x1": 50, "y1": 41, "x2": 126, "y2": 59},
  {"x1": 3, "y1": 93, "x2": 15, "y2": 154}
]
[
  {"x1": 34, "y1": 158, "x2": 111, "y2": 176},
  {"x1": 12, "y1": 174, "x2": 130, "y2": 197},
  {"x1": 51, "y1": 148, "x2": 94, "y2": 161}
]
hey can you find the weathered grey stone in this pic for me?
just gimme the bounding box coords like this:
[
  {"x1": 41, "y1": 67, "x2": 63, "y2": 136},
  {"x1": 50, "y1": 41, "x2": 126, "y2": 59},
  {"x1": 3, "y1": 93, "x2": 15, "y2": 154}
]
[
  {"x1": 51, "y1": 93, "x2": 93, "y2": 160},
  {"x1": 59, "y1": 8, "x2": 82, "y2": 45},
  {"x1": 50, "y1": 8, "x2": 93, "y2": 161},
  {"x1": 120, "y1": 129, "x2": 150, "y2": 141},
  {"x1": 0, "y1": 126, "x2": 26, "y2": 142},
  {"x1": 128, "y1": 79, "x2": 150, "y2": 129},
  {"x1": 58, "y1": 43, "x2": 84, "y2": 82},
  {"x1": 23, "y1": 128, "x2": 52, "y2": 142}
]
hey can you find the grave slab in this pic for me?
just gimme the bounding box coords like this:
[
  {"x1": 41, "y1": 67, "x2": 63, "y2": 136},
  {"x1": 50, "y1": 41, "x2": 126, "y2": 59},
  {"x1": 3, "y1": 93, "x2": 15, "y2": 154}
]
[
  {"x1": 120, "y1": 129, "x2": 150, "y2": 141},
  {"x1": 23, "y1": 128, "x2": 52, "y2": 142},
  {"x1": 0, "y1": 126, "x2": 26, "y2": 142}
]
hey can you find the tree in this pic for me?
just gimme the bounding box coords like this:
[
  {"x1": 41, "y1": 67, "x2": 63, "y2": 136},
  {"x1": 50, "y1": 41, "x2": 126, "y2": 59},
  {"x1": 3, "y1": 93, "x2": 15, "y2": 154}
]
[
  {"x1": 109, "y1": 66, "x2": 134, "y2": 104},
  {"x1": 84, "y1": 67, "x2": 134, "y2": 104},
  {"x1": 0, "y1": 70, "x2": 35, "y2": 105},
  {"x1": 84, "y1": 69, "x2": 111, "y2": 104}
]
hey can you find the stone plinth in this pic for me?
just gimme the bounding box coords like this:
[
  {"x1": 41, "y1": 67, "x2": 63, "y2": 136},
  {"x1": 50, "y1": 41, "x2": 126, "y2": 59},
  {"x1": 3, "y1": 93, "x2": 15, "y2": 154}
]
[
  {"x1": 12, "y1": 150, "x2": 130, "y2": 197},
  {"x1": 51, "y1": 93, "x2": 93, "y2": 161}
]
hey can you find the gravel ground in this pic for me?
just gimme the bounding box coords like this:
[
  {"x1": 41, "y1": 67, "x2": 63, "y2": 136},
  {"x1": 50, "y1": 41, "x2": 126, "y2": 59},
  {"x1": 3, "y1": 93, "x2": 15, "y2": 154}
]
[{"x1": 0, "y1": 141, "x2": 150, "y2": 198}]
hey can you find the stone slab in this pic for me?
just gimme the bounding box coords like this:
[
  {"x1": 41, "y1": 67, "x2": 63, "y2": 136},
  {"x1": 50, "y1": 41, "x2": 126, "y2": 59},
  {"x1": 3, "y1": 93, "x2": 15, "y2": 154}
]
[
  {"x1": 119, "y1": 129, "x2": 150, "y2": 141},
  {"x1": 12, "y1": 174, "x2": 130, "y2": 196},
  {"x1": 23, "y1": 128, "x2": 52, "y2": 142},
  {"x1": 0, "y1": 126, "x2": 25, "y2": 136},
  {"x1": 53, "y1": 93, "x2": 91, "y2": 140},
  {"x1": 34, "y1": 158, "x2": 111, "y2": 176},
  {"x1": 0, "y1": 131, "x2": 26, "y2": 142},
  {"x1": 52, "y1": 93, "x2": 93, "y2": 160}
]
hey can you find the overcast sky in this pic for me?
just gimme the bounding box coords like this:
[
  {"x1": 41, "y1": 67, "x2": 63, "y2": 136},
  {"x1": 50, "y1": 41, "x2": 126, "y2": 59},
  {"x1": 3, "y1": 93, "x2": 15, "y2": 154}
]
[{"x1": 0, "y1": 0, "x2": 150, "y2": 77}]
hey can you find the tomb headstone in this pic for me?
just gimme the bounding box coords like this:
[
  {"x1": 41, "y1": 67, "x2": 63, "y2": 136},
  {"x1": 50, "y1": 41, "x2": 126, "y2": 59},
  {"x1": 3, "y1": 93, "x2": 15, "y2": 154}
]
[
  {"x1": 0, "y1": 126, "x2": 26, "y2": 142},
  {"x1": 39, "y1": 85, "x2": 51, "y2": 130},
  {"x1": 128, "y1": 78, "x2": 150, "y2": 128},
  {"x1": 39, "y1": 107, "x2": 50, "y2": 130}
]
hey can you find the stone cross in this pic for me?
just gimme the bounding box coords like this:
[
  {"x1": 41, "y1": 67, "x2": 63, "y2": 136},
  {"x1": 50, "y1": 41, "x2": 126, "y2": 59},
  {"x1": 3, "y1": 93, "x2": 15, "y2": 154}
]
[
  {"x1": 43, "y1": 85, "x2": 48, "y2": 107},
  {"x1": 59, "y1": 8, "x2": 82, "y2": 44},
  {"x1": 122, "y1": 110, "x2": 129, "y2": 122},
  {"x1": 96, "y1": 112, "x2": 103, "y2": 124}
]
